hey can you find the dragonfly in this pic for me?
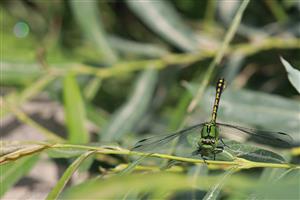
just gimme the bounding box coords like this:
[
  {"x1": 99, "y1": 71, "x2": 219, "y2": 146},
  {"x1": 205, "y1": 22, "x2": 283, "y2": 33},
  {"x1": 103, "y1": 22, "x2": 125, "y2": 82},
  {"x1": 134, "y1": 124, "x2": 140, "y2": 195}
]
[{"x1": 132, "y1": 78, "x2": 293, "y2": 160}]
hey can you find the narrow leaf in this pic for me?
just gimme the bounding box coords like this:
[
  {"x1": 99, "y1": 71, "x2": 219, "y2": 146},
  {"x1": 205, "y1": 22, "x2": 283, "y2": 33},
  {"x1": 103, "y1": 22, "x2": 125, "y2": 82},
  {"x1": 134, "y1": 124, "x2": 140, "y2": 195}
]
[
  {"x1": 63, "y1": 73, "x2": 89, "y2": 144},
  {"x1": 0, "y1": 155, "x2": 39, "y2": 197},
  {"x1": 47, "y1": 148, "x2": 88, "y2": 159},
  {"x1": 280, "y1": 57, "x2": 300, "y2": 93},
  {"x1": 70, "y1": 0, "x2": 118, "y2": 63},
  {"x1": 221, "y1": 140, "x2": 286, "y2": 163},
  {"x1": 61, "y1": 173, "x2": 191, "y2": 199},
  {"x1": 203, "y1": 168, "x2": 236, "y2": 200},
  {"x1": 1, "y1": 73, "x2": 55, "y2": 118},
  {"x1": 108, "y1": 36, "x2": 168, "y2": 58},
  {"x1": 249, "y1": 170, "x2": 300, "y2": 199},
  {"x1": 117, "y1": 155, "x2": 148, "y2": 176},
  {"x1": 101, "y1": 68, "x2": 157, "y2": 141},
  {"x1": 1, "y1": 61, "x2": 42, "y2": 85},
  {"x1": 126, "y1": 0, "x2": 199, "y2": 51},
  {"x1": 46, "y1": 151, "x2": 95, "y2": 200},
  {"x1": 187, "y1": 0, "x2": 250, "y2": 112}
]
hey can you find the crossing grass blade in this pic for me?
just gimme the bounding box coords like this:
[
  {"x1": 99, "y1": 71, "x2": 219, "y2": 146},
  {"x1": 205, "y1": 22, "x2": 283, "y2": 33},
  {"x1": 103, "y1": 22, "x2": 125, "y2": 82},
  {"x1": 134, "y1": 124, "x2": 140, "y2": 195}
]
[
  {"x1": 46, "y1": 151, "x2": 96, "y2": 200},
  {"x1": 101, "y1": 68, "x2": 158, "y2": 142}
]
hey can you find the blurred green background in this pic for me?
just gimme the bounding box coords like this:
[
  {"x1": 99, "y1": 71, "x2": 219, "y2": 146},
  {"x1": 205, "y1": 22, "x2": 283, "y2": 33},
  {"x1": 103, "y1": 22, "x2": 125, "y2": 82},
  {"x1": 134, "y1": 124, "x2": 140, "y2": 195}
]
[{"x1": 1, "y1": 0, "x2": 300, "y2": 199}]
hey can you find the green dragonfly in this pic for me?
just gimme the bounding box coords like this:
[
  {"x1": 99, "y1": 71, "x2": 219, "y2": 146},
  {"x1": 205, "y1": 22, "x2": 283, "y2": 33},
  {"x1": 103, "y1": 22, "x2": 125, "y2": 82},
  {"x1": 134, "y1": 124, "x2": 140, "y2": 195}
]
[{"x1": 132, "y1": 78, "x2": 293, "y2": 160}]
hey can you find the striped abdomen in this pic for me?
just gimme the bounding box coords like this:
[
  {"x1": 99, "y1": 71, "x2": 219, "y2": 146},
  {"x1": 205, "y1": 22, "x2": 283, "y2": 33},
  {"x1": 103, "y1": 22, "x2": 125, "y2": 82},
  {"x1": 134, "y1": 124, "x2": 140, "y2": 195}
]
[{"x1": 211, "y1": 78, "x2": 226, "y2": 122}]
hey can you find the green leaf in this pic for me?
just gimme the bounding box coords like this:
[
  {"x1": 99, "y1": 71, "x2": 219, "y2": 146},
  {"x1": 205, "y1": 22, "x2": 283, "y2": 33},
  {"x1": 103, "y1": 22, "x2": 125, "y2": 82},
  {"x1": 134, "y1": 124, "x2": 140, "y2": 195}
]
[
  {"x1": 63, "y1": 73, "x2": 89, "y2": 144},
  {"x1": 83, "y1": 77, "x2": 102, "y2": 101},
  {"x1": 250, "y1": 170, "x2": 300, "y2": 199},
  {"x1": 126, "y1": 0, "x2": 199, "y2": 51},
  {"x1": 1, "y1": 74, "x2": 56, "y2": 118},
  {"x1": 70, "y1": 0, "x2": 118, "y2": 63},
  {"x1": 46, "y1": 148, "x2": 88, "y2": 159},
  {"x1": 0, "y1": 155, "x2": 39, "y2": 197},
  {"x1": 185, "y1": 82, "x2": 300, "y2": 141},
  {"x1": 221, "y1": 140, "x2": 286, "y2": 163},
  {"x1": 86, "y1": 103, "x2": 108, "y2": 128},
  {"x1": 108, "y1": 36, "x2": 168, "y2": 58},
  {"x1": 203, "y1": 168, "x2": 237, "y2": 200},
  {"x1": 61, "y1": 173, "x2": 191, "y2": 199},
  {"x1": 1, "y1": 61, "x2": 42, "y2": 85},
  {"x1": 46, "y1": 151, "x2": 95, "y2": 200},
  {"x1": 101, "y1": 68, "x2": 158, "y2": 141},
  {"x1": 117, "y1": 155, "x2": 148, "y2": 176},
  {"x1": 280, "y1": 56, "x2": 300, "y2": 93}
]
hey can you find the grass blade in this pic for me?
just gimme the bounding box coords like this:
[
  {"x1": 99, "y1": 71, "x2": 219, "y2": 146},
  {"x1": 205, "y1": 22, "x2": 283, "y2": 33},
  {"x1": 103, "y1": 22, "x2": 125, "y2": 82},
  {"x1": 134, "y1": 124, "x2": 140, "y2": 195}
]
[
  {"x1": 108, "y1": 36, "x2": 168, "y2": 58},
  {"x1": 70, "y1": 0, "x2": 117, "y2": 63},
  {"x1": 188, "y1": 0, "x2": 250, "y2": 112},
  {"x1": 1, "y1": 73, "x2": 55, "y2": 118},
  {"x1": 63, "y1": 72, "x2": 89, "y2": 144},
  {"x1": 61, "y1": 173, "x2": 191, "y2": 199},
  {"x1": 46, "y1": 151, "x2": 95, "y2": 200},
  {"x1": 126, "y1": 0, "x2": 199, "y2": 51},
  {"x1": 203, "y1": 168, "x2": 237, "y2": 200},
  {"x1": 101, "y1": 68, "x2": 157, "y2": 141},
  {"x1": 0, "y1": 155, "x2": 39, "y2": 197},
  {"x1": 117, "y1": 155, "x2": 148, "y2": 176},
  {"x1": 280, "y1": 56, "x2": 300, "y2": 93}
]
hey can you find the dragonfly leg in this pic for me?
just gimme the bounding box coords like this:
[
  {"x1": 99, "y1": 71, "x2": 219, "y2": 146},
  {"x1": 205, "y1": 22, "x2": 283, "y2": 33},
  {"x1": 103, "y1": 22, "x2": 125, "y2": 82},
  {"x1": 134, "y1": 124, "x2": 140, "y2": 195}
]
[
  {"x1": 193, "y1": 147, "x2": 208, "y2": 164},
  {"x1": 220, "y1": 138, "x2": 231, "y2": 149},
  {"x1": 201, "y1": 155, "x2": 208, "y2": 164},
  {"x1": 192, "y1": 149, "x2": 200, "y2": 156},
  {"x1": 213, "y1": 146, "x2": 224, "y2": 160},
  {"x1": 161, "y1": 160, "x2": 180, "y2": 170}
]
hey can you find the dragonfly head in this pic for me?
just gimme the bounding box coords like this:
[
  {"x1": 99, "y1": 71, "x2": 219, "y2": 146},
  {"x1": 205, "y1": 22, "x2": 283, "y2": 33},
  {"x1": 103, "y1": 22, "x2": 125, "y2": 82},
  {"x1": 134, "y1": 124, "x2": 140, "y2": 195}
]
[
  {"x1": 201, "y1": 122, "x2": 219, "y2": 138},
  {"x1": 199, "y1": 122, "x2": 220, "y2": 149}
]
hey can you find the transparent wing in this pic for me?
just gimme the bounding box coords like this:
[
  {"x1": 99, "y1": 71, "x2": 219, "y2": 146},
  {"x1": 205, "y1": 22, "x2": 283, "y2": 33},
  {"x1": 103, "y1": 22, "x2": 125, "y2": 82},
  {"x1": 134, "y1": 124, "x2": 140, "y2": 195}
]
[
  {"x1": 132, "y1": 123, "x2": 205, "y2": 152},
  {"x1": 217, "y1": 122, "x2": 293, "y2": 148}
]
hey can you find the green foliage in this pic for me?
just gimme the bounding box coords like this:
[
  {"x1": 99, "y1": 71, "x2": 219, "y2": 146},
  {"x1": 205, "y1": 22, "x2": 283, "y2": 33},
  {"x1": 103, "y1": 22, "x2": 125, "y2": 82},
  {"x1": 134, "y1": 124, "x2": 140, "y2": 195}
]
[
  {"x1": 46, "y1": 151, "x2": 95, "y2": 200},
  {"x1": 63, "y1": 72, "x2": 89, "y2": 144},
  {"x1": 126, "y1": 0, "x2": 199, "y2": 51},
  {"x1": 280, "y1": 57, "x2": 300, "y2": 93},
  {"x1": 70, "y1": 0, "x2": 118, "y2": 63},
  {"x1": 1, "y1": 0, "x2": 300, "y2": 199},
  {"x1": 101, "y1": 68, "x2": 158, "y2": 141},
  {"x1": 0, "y1": 156, "x2": 39, "y2": 197}
]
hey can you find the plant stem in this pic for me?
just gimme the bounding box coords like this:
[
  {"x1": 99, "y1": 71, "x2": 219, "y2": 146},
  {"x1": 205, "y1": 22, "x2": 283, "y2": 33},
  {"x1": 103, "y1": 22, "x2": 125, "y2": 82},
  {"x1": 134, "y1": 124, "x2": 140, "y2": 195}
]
[
  {"x1": 2, "y1": 143, "x2": 298, "y2": 169},
  {"x1": 50, "y1": 144, "x2": 299, "y2": 169},
  {"x1": 6, "y1": 103, "x2": 65, "y2": 142},
  {"x1": 50, "y1": 37, "x2": 299, "y2": 80}
]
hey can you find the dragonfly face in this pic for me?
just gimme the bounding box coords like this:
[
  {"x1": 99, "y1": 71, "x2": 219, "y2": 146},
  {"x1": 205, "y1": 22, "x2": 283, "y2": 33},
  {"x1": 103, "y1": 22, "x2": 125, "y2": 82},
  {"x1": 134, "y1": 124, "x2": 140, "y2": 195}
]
[{"x1": 197, "y1": 122, "x2": 220, "y2": 156}]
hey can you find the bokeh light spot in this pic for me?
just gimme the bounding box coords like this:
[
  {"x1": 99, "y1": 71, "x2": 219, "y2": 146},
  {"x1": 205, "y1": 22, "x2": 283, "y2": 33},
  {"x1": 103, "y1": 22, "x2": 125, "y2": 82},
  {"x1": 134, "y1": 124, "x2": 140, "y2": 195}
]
[{"x1": 13, "y1": 21, "x2": 30, "y2": 38}]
